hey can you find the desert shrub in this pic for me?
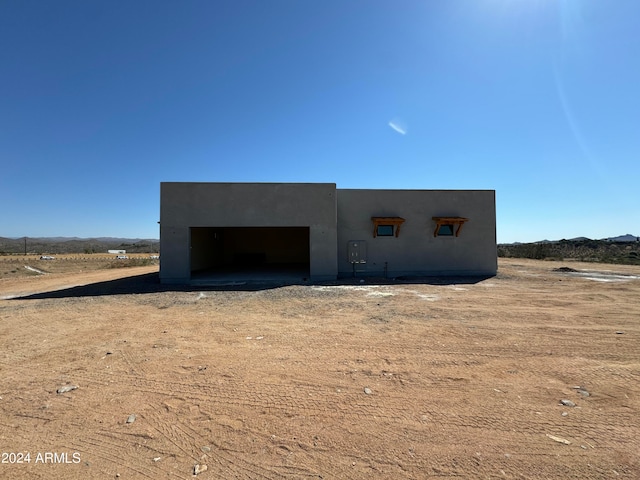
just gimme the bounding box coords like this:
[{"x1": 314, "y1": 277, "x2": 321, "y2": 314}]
[
  {"x1": 498, "y1": 240, "x2": 640, "y2": 265},
  {"x1": 105, "y1": 258, "x2": 157, "y2": 269}
]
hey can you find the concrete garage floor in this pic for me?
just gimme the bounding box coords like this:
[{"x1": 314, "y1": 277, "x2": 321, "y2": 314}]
[{"x1": 190, "y1": 263, "x2": 310, "y2": 285}]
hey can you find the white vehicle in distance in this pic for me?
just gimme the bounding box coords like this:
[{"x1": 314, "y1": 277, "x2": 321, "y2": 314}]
[
  {"x1": 115, "y1": 255, "x2": 129, "y2": 260},
  {"x1": 149, "y1": 255, "x2": 159, "y2": 259},
  {"x1": 40, "y1": 255, "x2": 55, "y2": 260}
]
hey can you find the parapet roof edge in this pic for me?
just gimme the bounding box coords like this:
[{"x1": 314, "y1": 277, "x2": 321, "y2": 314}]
[
  {"x1": 160, "y1": 181, "x2": 337, "y2": 186},
  {"x1": 336, "y1": 188, "x2": 495, "y2": 192},
  {"x1": 159, "y1": 182, "x2": 493, "y2": 192}
]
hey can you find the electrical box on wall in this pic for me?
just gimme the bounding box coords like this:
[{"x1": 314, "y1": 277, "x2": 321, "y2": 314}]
[{"x1": 347, "y1": 241, "x2": 367, "y2": 264}]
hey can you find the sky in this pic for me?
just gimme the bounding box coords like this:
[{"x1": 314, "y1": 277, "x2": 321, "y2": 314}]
[{"x1": 1, "y1": 0, "x2": 638, "y2": 244}]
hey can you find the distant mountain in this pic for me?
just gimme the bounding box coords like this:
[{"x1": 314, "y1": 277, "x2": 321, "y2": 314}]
[
  {"x1": 0, "y1": 236, "x2": 159, "y2": 254},
  {"x1": 603, "y1": 234, "x2": 639, "y2": 242},
  {"x1": 501, "y1": 234, "x2": 639, "y2": 245}
]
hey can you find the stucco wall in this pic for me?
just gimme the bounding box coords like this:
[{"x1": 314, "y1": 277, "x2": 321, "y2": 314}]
[
  {"x1": 160, "y1": 183, "x2": 338, "y2": 283},
  {"x1": 336, "y1": 189, "x2": 497, "y2": 277},
  {"x1": 160, "y1": 183, "x2": 496, "y2": 283}
]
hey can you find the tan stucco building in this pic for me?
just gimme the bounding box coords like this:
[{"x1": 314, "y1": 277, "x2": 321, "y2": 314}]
[{"x1": 159, "y1": 182, "x2": 496, "y2": 284}]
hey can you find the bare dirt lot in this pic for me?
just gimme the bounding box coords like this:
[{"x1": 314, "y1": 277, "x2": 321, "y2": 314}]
[{"x1": 1, "y1": 257, "x2": 639, "y2": 479}]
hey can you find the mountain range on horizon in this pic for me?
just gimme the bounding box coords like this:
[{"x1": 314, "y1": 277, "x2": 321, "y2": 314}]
[
  {"x1": 0, "y1": 236, "x2": 159, "y2": 255},
  {"x1": 2, "y1": 234, "x2": 638, "y2": 245},
  {"x1": 2, "y1": 236, "x2": 159, "y2": 242},
  {"x1": 601, "y1": 234, "x2": 639, "y2": 242},
  {"x1": 506, "y1": 234, "x2": 639, "y2": 245}
]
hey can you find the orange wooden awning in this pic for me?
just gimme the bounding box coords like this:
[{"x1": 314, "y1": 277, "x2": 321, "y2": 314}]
[
  {"x1": 371, "y1": 217, "x2": 405, "y2": 238},
  {"x1": 432, "y1": 217, "x2": 469, "y2": 237}
]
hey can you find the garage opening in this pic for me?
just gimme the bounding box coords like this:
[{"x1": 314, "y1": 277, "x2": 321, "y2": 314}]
[{"x1": 190, "y1": 227, "x2": 310, "y2": 283}]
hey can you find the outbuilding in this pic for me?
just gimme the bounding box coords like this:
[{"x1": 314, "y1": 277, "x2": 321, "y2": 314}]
[{"x1": 159, "y1": 182, "x2": 496, "y2": 284}]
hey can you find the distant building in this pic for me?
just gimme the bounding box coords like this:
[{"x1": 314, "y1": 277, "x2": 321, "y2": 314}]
[
  {"x1": 108, "y1": 250, "x2": 126, "y2": 254},
  {"x1": 159, "y1": 183, "x2": 497, "y2": 284}
]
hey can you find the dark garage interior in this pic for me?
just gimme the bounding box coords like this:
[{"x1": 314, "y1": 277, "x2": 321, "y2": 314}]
[{"x1": 190, "y1": 227, "x2": 310, "y2": 282}]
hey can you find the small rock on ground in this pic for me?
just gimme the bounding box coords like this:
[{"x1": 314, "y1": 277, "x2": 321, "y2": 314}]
[
  {"x1": 56, "y1": 385, "x2": 78, "y2": 394},
  {"x1": 194, "y1": 464, "x2": 208, "y2": 475},
  {"x1": 560, "y1": 399, "x2": 576, "y2": 407},
  {"x1": 126, "y1": 414, "x2": 136, "y2": 424},
  {"x1": 546, "y1": 433, "x2": 571, "y2": 445},
  {"x1": 364, "y1": 387, "x2": 372, "y2": 395}
]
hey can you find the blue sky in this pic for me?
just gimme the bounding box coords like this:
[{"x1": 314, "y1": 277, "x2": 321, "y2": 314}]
[{"x1": 1, "y1": 1, "x2": 638, "y2": 243}]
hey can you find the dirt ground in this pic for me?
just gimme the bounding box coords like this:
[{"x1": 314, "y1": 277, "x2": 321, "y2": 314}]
[{"x1": 0, "y1": 257, "x2": 639, "y2": 479}]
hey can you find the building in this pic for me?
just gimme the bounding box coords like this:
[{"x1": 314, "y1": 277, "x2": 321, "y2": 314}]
[{"x1": 159, "y1": 182, "x2": 497, "y2": 284}]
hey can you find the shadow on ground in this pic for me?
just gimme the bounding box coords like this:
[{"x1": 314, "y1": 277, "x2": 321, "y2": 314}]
[{"x1": 11, "y1": 272, "x2": 494, "y2": 300}]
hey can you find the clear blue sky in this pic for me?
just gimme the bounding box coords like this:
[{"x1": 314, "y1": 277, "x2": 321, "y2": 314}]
[{"x1": 1, "y1": 1, "x2": 638, "y2": 243}]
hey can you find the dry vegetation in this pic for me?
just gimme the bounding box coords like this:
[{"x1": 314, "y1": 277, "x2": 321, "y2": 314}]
[
  {"x1": 0, "y1": 237, "x2": 158, "y2": 255},
  {"x1": 0, "y1": 257, "x2": 639, "y2": 479},
  {"x1": 498, "y1": 239, "x2": 640, "y2": 265},
  {"x1": 0, "y1": 254, "x2": 158, "y2": 281}
]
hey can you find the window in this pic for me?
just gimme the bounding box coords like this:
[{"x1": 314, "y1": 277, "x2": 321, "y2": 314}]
[
  {"x1": 371, "y1": 217, "x2": 405, "y2": 238},
  {"x1": 376, "y1": 225, "x2": 395, "y2": 236},
  {"x1": 436, "y1": 224, "x2": 455, "y2": 236},
  {"x1": 432, "y1": 217, "x2": 468, "y2": 237}
]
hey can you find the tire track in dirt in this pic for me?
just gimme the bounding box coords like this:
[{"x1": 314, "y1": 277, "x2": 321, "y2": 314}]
[
  {"x1": 72, "y1": 366, "x2": 638, "y2": 440},
  {"x1": 74, "y1": 371, "x2": 437, "y2": 424},
  {"x1": 7, "y1": 341, "x2": 637, "y2": 477},
  {"x1": 69, "y1": 371, "x2": 638, "y2": 477},
  {"x1": 68, "y1": 373, "x2": 452, "y2": 477},
  {"x1": 39, "y1": 366, "x2": 337, "y2": 478},
  {"x1": 117, "y1": 349, "x2": 146, "y2": 377},
  {"x1": 143, "y1": 407, "x2": 204, "y2": 461},
  {"x1": 143, "y1": 402, "x2": 323, "y2": 479},
  {"x1": 67, "y1": 432, "x2": 171, "y2": 479}
]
